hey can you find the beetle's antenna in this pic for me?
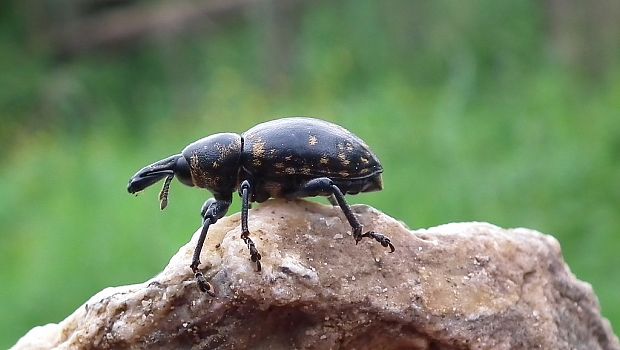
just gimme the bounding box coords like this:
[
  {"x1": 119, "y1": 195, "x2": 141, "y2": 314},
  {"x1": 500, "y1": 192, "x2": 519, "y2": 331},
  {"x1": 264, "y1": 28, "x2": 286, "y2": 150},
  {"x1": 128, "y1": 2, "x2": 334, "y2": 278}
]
[{"x1": 159, "y1": 174, "x2": 174, "y2": 210}]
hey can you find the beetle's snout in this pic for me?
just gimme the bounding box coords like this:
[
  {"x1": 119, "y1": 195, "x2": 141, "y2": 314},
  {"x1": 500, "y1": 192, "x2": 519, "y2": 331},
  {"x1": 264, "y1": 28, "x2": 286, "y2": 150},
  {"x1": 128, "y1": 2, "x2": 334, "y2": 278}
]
[
  {"x1": 127, "y1": 155, "x2": 180, "y2": 194},
  {"x1": 127, "y1": 170, "x2": 169, "y2": 194}
]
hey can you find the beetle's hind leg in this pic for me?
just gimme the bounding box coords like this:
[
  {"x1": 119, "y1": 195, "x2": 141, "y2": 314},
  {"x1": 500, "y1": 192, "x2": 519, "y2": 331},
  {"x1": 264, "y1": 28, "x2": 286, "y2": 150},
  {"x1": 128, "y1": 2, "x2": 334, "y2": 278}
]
[
  {"x1": 240, "y1": 180, "x2": 262, "y2": 271},
  {"x1": 296, "y1": 177, "x2": 395, "y2": 253}
]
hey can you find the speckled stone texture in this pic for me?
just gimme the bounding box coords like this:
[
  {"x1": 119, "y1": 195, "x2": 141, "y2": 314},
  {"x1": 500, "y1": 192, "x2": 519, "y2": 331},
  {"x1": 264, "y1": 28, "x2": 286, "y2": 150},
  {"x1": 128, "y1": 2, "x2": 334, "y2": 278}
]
[{"x1": 12, "y1": 199, "x2": 619, "y2": 350}]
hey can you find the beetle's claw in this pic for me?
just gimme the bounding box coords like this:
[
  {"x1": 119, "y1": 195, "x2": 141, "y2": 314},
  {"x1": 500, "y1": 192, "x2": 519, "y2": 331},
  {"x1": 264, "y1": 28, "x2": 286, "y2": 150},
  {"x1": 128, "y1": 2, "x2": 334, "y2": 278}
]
[
  {"x1": 250, "y1": 247, "x2": 262, "y2": 271},
  {"x1": 242, "y1": 233, "x2": 262, "y2": 272},
  {"x1": 194, "y1": 271, "x2": 215, "y2": 296},
  {"x1": 255, "y1": 260, "x2": 262, "y2": 272},
  {"x1": 191, "y1": 262, "x2": 215, "y2": 296}
]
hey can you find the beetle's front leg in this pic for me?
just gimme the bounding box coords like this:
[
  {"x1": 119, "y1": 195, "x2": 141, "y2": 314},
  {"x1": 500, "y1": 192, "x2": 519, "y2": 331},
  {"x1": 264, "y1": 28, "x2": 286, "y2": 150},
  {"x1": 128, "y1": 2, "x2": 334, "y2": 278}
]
[
  {"x1": 191, "y1": 197, "x2": 231, "y2": 295},
  {"x1": 240, "y1": 180, "x2": 262, "y2": 271},
  {"x1": 296, "y1": 177, "x2": 395, "y2": 253}
]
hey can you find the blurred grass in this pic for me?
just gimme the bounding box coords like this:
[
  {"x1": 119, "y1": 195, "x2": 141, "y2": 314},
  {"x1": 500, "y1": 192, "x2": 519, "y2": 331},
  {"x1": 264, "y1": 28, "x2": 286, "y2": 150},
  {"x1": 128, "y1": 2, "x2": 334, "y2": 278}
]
[{"x1": 1, "y1": 0, "x2": 619, "y2": 347}]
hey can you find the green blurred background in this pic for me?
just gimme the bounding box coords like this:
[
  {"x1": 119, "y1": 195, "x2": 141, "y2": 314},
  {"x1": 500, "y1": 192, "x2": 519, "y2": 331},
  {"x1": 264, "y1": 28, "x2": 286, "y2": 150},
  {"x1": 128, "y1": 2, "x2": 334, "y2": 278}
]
[{"x1": 1, "y1": 0, "x2": 619, "y2": 347}]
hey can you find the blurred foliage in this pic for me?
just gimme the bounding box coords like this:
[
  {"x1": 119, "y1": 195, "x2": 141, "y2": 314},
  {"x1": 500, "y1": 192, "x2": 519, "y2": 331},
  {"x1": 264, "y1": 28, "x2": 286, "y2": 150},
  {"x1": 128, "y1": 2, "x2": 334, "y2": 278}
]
[{"x1": 1, "y1": 0, "x2": 619, "y2": 347}]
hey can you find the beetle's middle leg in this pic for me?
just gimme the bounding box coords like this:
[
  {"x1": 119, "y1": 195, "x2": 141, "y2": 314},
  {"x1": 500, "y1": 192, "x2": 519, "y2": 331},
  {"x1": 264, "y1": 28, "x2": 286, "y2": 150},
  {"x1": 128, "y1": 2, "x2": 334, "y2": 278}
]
[
  {"x1": 240, "y1": 180, "x2": 262, "y2": 271},
  {"x1": 296, "y1": 177, "x2": 395, "y2": 252}
]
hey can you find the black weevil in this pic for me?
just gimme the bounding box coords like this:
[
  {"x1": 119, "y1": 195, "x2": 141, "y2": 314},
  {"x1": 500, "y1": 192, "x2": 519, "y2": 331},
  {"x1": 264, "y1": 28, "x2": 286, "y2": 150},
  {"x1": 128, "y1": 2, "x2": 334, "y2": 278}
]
[{"x1": 127, "y1": 117, "x2": 394, "y2": 295}]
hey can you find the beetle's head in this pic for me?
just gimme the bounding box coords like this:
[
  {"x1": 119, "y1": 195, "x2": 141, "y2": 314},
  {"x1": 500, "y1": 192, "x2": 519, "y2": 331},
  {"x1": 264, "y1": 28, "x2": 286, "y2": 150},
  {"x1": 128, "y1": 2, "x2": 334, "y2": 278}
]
[
  {"x1": 127, "y1": 133, "x2": 242, "y2": 209},
  {"x1": 127, "y1": 154, "x2": 193, "y2": 210}
]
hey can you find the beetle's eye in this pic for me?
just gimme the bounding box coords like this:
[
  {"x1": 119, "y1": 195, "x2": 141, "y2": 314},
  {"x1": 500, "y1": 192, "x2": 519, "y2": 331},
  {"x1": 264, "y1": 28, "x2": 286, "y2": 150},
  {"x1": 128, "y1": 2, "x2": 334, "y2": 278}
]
[{"x1": 175, "y1": 156, "x2": 194, "y2": 187}]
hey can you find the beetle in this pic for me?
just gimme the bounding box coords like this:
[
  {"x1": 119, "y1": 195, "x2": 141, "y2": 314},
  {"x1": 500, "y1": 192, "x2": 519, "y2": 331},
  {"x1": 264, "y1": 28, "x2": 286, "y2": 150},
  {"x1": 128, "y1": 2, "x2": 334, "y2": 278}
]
[{"x1": 127, "y1": 117, "x2": 394, "y2": 295}]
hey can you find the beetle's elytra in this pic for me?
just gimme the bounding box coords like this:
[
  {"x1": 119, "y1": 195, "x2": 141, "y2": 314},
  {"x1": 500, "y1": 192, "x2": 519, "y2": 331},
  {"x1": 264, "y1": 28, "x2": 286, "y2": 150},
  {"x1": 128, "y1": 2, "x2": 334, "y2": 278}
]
[{"x1": 127, "y1": 117, "x2": 394, "y2": 294}]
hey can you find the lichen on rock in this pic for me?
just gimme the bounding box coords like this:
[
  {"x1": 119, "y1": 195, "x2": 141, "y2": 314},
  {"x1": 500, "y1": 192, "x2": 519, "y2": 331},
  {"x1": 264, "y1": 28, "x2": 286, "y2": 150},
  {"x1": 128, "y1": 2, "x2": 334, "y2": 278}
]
[{"x1": 12, "y1": 199, "x2": 619, "y2": 350}]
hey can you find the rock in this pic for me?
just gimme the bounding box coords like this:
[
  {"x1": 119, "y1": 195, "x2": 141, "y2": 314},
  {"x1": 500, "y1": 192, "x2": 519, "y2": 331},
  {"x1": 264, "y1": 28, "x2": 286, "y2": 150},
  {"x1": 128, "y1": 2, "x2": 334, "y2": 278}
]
[{"x1": 12, "y1": 199, "x2": 619, "y2": 350}]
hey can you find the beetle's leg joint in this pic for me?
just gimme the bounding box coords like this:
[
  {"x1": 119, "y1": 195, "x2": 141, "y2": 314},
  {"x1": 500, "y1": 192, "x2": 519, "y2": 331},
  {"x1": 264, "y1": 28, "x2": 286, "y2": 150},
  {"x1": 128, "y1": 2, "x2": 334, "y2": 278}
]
[
  {"x1": 200, "y1": 198, "x2": 217, "y2": 220},
  {"x1": 240, "y1": 180, "x2": 251, "y2": 191},
  {"x1": 353, "y1": 226, "x2": 364, "y2": 244}
]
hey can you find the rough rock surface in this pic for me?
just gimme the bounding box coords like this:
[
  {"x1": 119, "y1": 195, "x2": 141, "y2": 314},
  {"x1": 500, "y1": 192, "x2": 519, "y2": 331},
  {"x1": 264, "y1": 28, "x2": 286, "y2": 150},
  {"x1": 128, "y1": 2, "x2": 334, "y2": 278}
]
[{"x1": 12, "y1": 199, "x2": 619, "y2": 350}]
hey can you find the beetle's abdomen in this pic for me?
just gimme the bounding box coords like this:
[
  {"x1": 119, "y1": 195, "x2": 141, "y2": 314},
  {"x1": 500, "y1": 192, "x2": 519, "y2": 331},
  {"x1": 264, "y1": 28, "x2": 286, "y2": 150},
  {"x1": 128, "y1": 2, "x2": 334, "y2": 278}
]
[{"x1": 241, "y1": 118, "x2": 382, "y2": 183}]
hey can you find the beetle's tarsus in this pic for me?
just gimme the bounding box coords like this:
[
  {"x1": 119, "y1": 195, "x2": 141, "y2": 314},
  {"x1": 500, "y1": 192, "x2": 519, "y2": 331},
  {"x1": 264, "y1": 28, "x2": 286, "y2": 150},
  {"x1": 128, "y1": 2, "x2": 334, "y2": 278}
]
[
  {"x1": 242, "y1": 233, "x2": 262, "y2": 271},
  {"x1": 353, "y1": 227, "x2": 394, "y2": 252},
  {"x1": 249, "y1": 244, "x2": 261, "y2": 262},
  {"x1": 241, "y1": 180, "x2": 263, "y2": 272},
  {"x1": 241, "y1": 234, "x2": 262, "y2": 270},
  {"x1": 194, "y1": 271, "x2": 215, "y2": 296},
  {"x1": 362, "y1": 231, "x2": 395, "y2": 252},
  {"x1": 191, "y1": 260, "x2": 215, "y2": 296}
]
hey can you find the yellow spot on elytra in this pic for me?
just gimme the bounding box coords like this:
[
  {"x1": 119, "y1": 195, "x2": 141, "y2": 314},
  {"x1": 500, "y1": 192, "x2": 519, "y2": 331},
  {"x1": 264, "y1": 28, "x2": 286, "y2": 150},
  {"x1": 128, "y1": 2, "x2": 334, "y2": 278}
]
[
  {"x1": 301, "y1": 166, "x2": 311, "y2": 175},
  {"x1": 360, "y1": 157, "x2": 369, "y2": 164},
  {"x1": 320, "y1": 157, "x2": 329, "y2": 165},
  {"x1": 338, "y1": 171, "x2": 350, "y2": 177},
  {"x1": 308, "y1": 135, "x2": 318, "y2": 146},
  {"x1": 338, "y1": 153, "x2": 346, "y2": 160},
  {"x1": 252, "y1": 139, "x2": 266, "y2": 158},
  {"x1": 285, "y1": 167, "x2": 296, "y2": 175},
  {"x1": 342, "y1": 159, "x2": 351, "y2": 166},
  {"x1": 252, "y1": 159, "x2": 262, "y2": 166},
  {"x1": 360, "y1": 168, "x2": 369, "y2": 174},
  {"x1": 345, "y1": 143, "x2": 353, "y2": 151},
  {"x1": 212, "y1": 161, "x2": 219, "y2": 168},
  {"x1": 285, "y1": 155, "x2": 293, "y2": 161}
]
